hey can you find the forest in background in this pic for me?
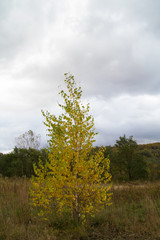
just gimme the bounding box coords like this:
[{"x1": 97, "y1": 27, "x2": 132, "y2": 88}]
[{"x1": 1, "y1": 134, "x2": 160, "y2": 182}]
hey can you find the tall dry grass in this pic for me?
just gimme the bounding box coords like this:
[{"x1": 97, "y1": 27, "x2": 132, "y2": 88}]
[
  {"x1": 0, "y1": 177, "x2": 160, "y2": 240},
  {"x1": 0, "y1": 177, "x2": 31, "y2": 240}
]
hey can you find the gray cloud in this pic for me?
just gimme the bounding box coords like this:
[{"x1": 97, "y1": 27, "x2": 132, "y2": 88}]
[
  {"x1": 1, "y1": 0, "x2": 160, "y2": 152},
  {"x1": 89, "y1": 94, "x2": 160, "y2": 145}
]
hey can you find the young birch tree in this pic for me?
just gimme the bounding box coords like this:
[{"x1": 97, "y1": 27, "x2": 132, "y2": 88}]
[{"x1": 30, "y1": 73, "x2": 111, "y2": 222}]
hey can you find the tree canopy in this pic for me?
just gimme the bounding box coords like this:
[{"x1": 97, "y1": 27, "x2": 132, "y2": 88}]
[{"x1": 15, "y1": 130, "x2": 41, "y2": 150}]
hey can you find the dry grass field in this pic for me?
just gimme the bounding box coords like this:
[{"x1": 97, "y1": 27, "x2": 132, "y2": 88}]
[{"x1": 0, "y1": 177, "x2": 160, "y2": 240}]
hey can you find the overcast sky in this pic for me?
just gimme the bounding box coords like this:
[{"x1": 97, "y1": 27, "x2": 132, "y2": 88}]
[{"x1": 1, "y1": 0, "x2": 160, "y2": 153}]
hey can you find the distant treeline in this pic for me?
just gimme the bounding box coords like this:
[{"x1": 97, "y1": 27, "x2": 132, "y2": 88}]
[
  {"x1": 0, "y1": 135, "x2": 160, "y2": 181},
  {"x1": 0, "y1": 147, "x2": 48, "y2": 178},
  {"x1": 105, "y1": 137, "x2": 160, "y2": 181}
]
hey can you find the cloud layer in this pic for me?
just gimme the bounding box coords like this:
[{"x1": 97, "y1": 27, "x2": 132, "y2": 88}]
[{"x1": 1, "y1": 0, "x2": 160, "y2": 152}]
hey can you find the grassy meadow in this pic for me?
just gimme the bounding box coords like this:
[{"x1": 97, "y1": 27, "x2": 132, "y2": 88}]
[{"x1": 0, "y1": 177, "x2": 160, "y2": 240}]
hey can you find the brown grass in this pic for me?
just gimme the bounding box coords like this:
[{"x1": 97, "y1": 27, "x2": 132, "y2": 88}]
[{"x1": 0, "y1": 177, "x2": 160, "y2": 240}]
